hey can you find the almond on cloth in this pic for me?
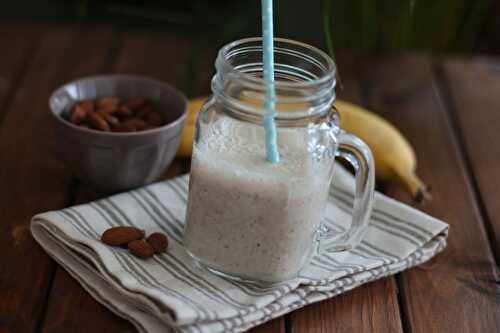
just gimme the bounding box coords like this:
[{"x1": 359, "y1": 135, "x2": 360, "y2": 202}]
[
  {"x1": 128, "y1": 240, "x2": 155, "y2": 258},
  {"x1": 101, "y1": 226, "x2": 145, "y2": 246},
  {"x1": 146, "y1": 232, "x2": 168, "y2": 253}
]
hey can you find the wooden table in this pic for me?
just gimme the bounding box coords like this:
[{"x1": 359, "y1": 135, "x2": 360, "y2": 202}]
[{"x1": 1, "y1": 22, "x2": 500, "y2": 333}]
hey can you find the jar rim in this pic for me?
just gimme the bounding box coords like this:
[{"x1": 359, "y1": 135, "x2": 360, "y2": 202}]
[{"x1": 217, "y1": 37, "x2": 336, "y2": 89}]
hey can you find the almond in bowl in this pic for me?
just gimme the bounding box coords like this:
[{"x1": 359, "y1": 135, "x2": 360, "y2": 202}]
[
  {"x1": 50, "y1": 74, "x2": 188, "y2": 193},
  {"x1": 65, "y1": 97, "x2": 166, "y2": 132}
]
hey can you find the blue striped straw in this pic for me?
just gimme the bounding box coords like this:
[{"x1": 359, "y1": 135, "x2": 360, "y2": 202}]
[{"x1": 261, "y1": 0, "x2": 280, "y2": 163}]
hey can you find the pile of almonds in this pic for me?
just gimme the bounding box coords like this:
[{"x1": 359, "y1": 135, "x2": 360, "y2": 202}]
[
  {"x1": 101, "y1": 226, "x2": 168, "y2": 259},
  {"x1": 67, "y1": 97, "x2": 164, "y2": 132}
]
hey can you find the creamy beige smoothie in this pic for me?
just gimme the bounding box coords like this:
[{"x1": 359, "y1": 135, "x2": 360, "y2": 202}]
[{"x1": 183, "y1": 117, "x2": 334, "y2": 282}]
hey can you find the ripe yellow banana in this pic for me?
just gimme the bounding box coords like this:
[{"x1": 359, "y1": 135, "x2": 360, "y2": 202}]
[
  {"x1": 335, "y1": 100, "x2": 430, "y2": 202},
  {"x1": 177, "y1": 97, "x2": 205, "y2": 158},
  {"x1": 177, "y1": 97, "x2": 430, "y2": 202}
]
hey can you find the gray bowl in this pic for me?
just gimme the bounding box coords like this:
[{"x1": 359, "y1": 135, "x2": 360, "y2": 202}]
[{"x1": 50, "y1": 74, "x2": 188, "y2": 193}]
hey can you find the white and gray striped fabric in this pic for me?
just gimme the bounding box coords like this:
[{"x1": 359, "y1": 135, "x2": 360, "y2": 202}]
[{"x1": 31, "y1": 166, "x2": 449, "y2": 333}]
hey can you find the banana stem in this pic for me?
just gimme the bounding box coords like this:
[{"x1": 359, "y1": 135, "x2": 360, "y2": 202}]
[{"x1": 392, "y1": 165, "x2": 432, "y2": 203}]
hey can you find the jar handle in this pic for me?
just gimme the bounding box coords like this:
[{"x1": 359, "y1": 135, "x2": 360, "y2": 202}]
[{"x1": 319, "y1": 130, "x2": 376, "y2": 252}]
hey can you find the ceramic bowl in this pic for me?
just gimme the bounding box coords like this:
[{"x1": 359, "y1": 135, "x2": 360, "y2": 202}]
[{"x1": 50, "y1": 74, "x2": 188, "y2": 192}]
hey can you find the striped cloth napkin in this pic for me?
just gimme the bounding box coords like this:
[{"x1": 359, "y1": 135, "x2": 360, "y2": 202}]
[{"x1": 31, "y1": 166, "x2": 448, "y2": 333}]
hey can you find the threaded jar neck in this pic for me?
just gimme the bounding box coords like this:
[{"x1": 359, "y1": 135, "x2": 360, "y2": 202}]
[{"x1": 212, "y1": 37, "x2": 336, "y2": 125}]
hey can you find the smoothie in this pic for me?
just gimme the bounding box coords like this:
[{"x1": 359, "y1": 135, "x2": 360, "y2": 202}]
[{"x1": 183, "y1": 117, "x2": 334, "y2": 282}]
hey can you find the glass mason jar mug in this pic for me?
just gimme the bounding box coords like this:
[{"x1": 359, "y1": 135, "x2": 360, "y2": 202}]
[{"x1": 183, "y1": 38, "x2": 375, "y2": 283}]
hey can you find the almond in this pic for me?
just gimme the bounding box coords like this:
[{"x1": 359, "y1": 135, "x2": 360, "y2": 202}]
[
  {"x1": 79, "y1": 100, "x2": 95, "y2": 113},
  {"x1": 87, "y1": 111, "x2": 110, "y2": 131},
  {"x1": 70, "y1": 104, "x2": 88, "y2": 124},
  {"x1": 146, "y1": 232, "x2": 168, "y2": 253},
  {"x1": 96, "y1": 97, "x2": 120, "y2": 113},
  {"x1": 97, "y1": 110, "x2": 119, "y2": 126},
  {"x1": 112, "y1": 106, "x2": 133, "y2": 118},
  {"x1": 135, "y1": 105, "x2": 153, "y2": 119},
  {"x1": 64, "y1": 96, "x2": 160, "y2": 133},
  {"x1": 101, "y1": 226, "x2": 145, "y2": 246},
  {"x1": 128, "y1": 240, "x2": 154, "y2": 258},
  {"x1": 122, "y1": 117, "x2": 147, "y2": 131},
  {"x1": 123, "y1": 97, "x2": 147, "y2": 111}
]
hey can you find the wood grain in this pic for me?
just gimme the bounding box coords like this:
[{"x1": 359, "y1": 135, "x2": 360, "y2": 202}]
[
  {"x1": 43, "y1": 268, "x2": 136, "y2": 333},
  {"x1": 190, "y1": 44, "x2": 217, "y2": 98},
  {"x1": 0, "y1": 26, "x2": 76, "y2": 333},
  {"x1": 251, "y1": 319, "x2": 286, "y2": 333},
  {"x1": 440, "y1": 57, "x2": 500, "y2": 260},
  {"x1": 288, "y1": 54, "x2": 403, "y2": 333},
  {"x1": 113, "y1": 30, "x2": 191, "y2": 92},
  {"x1": 360, "y1": 55, "x2": 500, "y2": 332},
  {"x1": 0, "y1": 24, "x2": 116, "y2": 333},
  {"x1": 290, "y1": 280, "x2": 402, "y2": 333},
  {"x1": 0, "y1": 23, "x2": 40, "y2": 124}
]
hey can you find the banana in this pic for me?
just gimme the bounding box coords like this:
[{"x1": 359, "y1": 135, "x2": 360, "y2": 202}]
[
  {"x1": 335, "y1": 100, "x2": 430, "y2": 202},
  {"x1": 177, "y1": 97, "x2": 430, "y2": 202},
  {"x1": 177, "y1": 97, "x2": 206, "y2": 157}
]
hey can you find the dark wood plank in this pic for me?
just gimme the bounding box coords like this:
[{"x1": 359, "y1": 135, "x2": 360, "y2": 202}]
[
  {"x1": 43, "y1": 268, "x2": 135, "y2": 333},
  {"x1": 0, "y1": 24, "x2": 117, "y2": 333},
  {"x1": 360, "y1": 55, "x2": 500, "y2": 332},
  {"x1": 113, "y1": 31, "x2": 191, "y2": 92},
  {"x1": 291, "y1": 280, "x2": 402, "y2": 333},
  {"x1": 289, "y1": 54, "x2": 403, "y2": 333},
  {"x1": 251, "y1": 319, "x2": 286, "y2": 333},
  {"x1": 41, "y1": 31, "x2": 193, "y2": 333},
  {"x1": 439, "y1": 57, "x2": 500, "y2": 260},
  {"x1": 190, "y1": 44, "x2": 217, "y2": 98},
  {"x1": 0, "y1": 23, "x2": 40, "y2": 124}
]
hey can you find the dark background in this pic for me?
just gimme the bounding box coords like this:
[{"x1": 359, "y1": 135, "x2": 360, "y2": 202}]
[{"x1": 2, "y1": 0, "x2": 500, "y2": 54}]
